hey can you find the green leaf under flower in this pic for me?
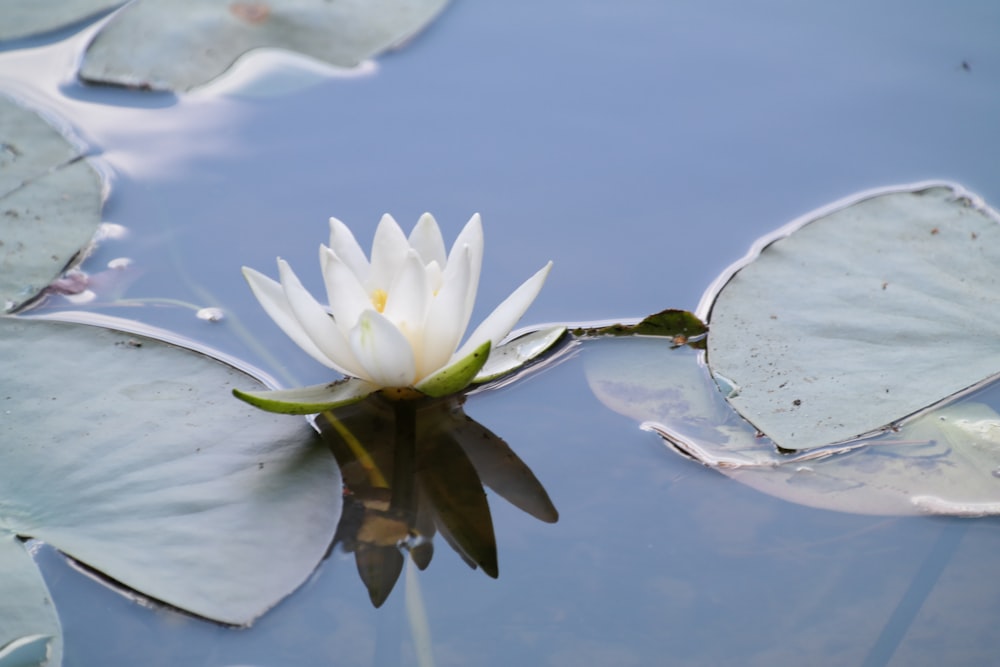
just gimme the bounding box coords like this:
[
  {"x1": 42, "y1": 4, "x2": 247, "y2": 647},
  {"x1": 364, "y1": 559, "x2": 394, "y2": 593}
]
[{"x1": 234, "y1": 325, "x2": 571, "y2": 415}]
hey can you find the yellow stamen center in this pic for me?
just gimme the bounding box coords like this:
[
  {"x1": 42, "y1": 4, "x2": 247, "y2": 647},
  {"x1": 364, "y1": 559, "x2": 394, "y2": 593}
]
[{"x1": 371, "y1": 288, "x2": 387, "y2": 313}]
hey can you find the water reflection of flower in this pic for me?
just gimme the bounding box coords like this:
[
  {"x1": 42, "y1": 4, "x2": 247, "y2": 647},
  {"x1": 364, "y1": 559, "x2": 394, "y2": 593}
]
[{"x1": 316, "y1": 394, "x2": 557, "y2": 607}]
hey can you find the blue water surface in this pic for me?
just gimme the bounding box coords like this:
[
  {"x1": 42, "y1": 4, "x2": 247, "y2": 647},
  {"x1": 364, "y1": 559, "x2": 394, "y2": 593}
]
[{"x1": 2, "y1": 0, "x2": 1000, "y2": 665}]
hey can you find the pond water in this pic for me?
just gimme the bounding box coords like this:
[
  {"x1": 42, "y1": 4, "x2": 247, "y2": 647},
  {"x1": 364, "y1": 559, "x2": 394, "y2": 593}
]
[{"x1": 3, "y1": 1, "x2": 1000, "y2": 665}]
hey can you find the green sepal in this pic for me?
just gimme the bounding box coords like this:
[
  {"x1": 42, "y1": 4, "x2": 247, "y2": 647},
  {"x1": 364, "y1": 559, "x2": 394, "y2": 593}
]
[
  {"x1": 416, "y1": 340, "x2": 492, "y2": 397},
  {"x1": 233, "y1": 377, "x2": 378, "y2": 414}
]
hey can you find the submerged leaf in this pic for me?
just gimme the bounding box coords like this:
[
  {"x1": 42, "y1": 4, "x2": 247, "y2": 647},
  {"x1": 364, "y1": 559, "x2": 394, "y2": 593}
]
[
  {"x1": 0, "y1": 317, "x2": 341, "y2": 626},
  {"x1": 704, "y1": 183, "x2": 1000, "y2": 450},
  {"x1": 78, "y1": 0, "x2": 451, "y2": 91},
  {"x1": 0, "y1": 95, "x2": 103, "y2": 312}
]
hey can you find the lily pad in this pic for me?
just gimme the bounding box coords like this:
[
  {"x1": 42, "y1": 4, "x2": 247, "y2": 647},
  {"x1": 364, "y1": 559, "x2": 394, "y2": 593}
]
[
  {"x1": 0, "y1": 95, "x2": 103, "y2": 312},
  {"x1": 0, "y1": 316, "x2": 342, "y2": 629},
  {"x1": 586, "y1": 336, "x2": 1000, "y2": 516},
  {"x1": 0, "y1": 1, "x2": 123, "y2": 41},
  {"x1": 77, "y1": 0, "x2": 451, "y2": 91},
  {"x1": 0, "y1": 534, "x2": 61, "y2": 667},
  {"x1": 703, "y1": 182, "x2": 1000, "y2": 451}
]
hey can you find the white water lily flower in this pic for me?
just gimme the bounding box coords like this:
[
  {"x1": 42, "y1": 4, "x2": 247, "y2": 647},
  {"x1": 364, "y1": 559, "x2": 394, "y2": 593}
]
[{"x1": 239, "y1": 213, "x2": 553, "y2": 409}]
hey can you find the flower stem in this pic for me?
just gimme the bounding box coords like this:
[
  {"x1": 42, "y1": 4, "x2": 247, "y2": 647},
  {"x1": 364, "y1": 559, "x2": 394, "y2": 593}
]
[{"x1": 390, "y1": 400, "x2": 418, "y2": 517}]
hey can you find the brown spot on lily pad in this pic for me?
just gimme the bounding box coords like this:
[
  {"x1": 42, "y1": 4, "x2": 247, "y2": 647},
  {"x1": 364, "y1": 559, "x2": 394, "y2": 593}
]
[{"x1": 229, "y1": 2, "x2": 271, "y2": 24}]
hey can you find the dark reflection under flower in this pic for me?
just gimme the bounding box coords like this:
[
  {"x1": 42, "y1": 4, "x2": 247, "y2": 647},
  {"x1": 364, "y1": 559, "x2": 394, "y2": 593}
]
[{"x1": 316, "y1": 394, "x2": 557, "y2": 607}]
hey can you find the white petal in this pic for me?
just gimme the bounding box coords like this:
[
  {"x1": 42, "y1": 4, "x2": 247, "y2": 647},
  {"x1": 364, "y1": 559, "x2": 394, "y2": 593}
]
[
  {"x1": 320, "y1": 245, "x2": 373, "y2": 339},
  {"x1": 349, "y1": 310, "x2": 418, "y2": 388},
  {"x1": 407, "y1": 213, "x2": 447, "y2": 268},
  {"x1": 276, "y1": 260, "x2": 369, "y2": 379},
  {"x1": 328, "y1": 217, "x2": 370, "y2": 282},
  {"x1": 242, "y1": 266, "x2": 341, "y2": 371},
  {"x1": 446, "y1": 213, "x2": 483, "y2": 277},
  {"x1": 419, "y1": 244, "x2": 472, "y2": 378},
  {"x1": 425, "y1": 260, "x2": 444, "y2": 293},
  {"x1": 444, "y1": 213, "x2": 484, "y2": 339},
  {"x1": 369, "y1": 214, "x2": 409, "y2": 292},
  {"x1": 382, "y1": 249, "x2": 431, "y2": 341},
  {"x1": 452, "y1": 261, "x2": 552, "y2": 362}
]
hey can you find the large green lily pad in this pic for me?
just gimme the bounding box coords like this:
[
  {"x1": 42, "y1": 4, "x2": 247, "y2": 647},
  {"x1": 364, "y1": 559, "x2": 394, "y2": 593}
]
[
  {"x1": 0, "y1": 315, "x2": 342, "y2": 663},
  {"x1": 0, "y1": 95, "x2": 103, "y2": 312},
  {"x1": 703, "y1": 183, "x2": 1000, "y2": 451},
  {"x1": 586, "y1": 336, "x2": 1000, "y2": 516},
  {"x1": 76, "y1": 0, "x2": 450, "y2": 91}
]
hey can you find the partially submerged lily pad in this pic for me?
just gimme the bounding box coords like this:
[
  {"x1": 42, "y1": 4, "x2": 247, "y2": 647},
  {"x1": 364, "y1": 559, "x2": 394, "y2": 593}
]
[
  {"x1": 585, "y1": 182, "x2": 1000, "y2": 516},
  {"x1": 585, "y1": 336, "x2": 1000, "y2": 516},
  {"x1": 0, "y1": 534, "x2": 61, "y2": 667},
  {"x1": 703, "y1": 182, "x2": 1000, "y2": 451},
  {"x1": 0, "y1": 316, "x2": 342, "y2": 632},
  {"x1": 0, "y1": 95, "x2": 103, "y2": 312},
  {"x1": 77, "y1": 0, "x2": 451, "y2": 91}
]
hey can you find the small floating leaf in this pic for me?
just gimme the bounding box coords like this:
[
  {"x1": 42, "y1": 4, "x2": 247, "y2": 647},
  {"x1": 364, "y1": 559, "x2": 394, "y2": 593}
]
[
  {"x1": 78, "y1": 0, "x2": 451, "y2": 91},
  {"x1": 0, "y1": 95, "x2": 103, "y2": 312},
  {"x1": 571, "y1": 309, "x2": 706, "y2": 342},
  {"x1": 704, "y1": 183, "x2": 1000, "y2": 451},
  {"x1": 0, "y1": 317, "x2": 341, "y2": 626}
]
